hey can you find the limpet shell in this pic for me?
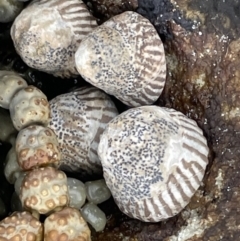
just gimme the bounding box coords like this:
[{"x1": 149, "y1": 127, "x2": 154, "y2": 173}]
[
  {"x1": 98, "y1": 106, "x2": 209, "y2": 222},
  {"x1": 48, "y1": 86, "x2": 118, "y2": 176},
  {"x1": 11, "y1": 0, "x2": 97, "y2": 78},
  {"x1": 75, "y1": 11, "x2": 166, "y2": 106}
]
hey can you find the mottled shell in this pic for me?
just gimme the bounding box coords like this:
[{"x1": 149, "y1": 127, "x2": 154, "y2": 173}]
[
  {"x1": 16, "y1": 125, "x2": 61, "y2": 170},
  {"x1": 0, "y1": 211, "x2": 43, "y2": 241},
  {"x1": 0, "y1": 0, "x2": 23, "y2": 23},
  {"x1": 44, "y1": 207, "x2": 91, "y2": 241},
  {"x1": 10, "y1": 0, "x2": 97, "y2": 78},
  {"x1": 0, "y1": 70, "x2": 28, "y2": 109},
  {"x1": 48, "y1": 86, "x2": 118, "y2": 176},
  {"x1": 98, "y1": 106, "x2": 209, "y2": 222},
  {"x1": 20, "y1": 167, "x2": 69, "y2": 215},
  {"x1": 9, "y1": 85, "x2": 50, "y2": 131},
  {"x1": 75, "y1": 11, "x2": 166, "y2": 107}
]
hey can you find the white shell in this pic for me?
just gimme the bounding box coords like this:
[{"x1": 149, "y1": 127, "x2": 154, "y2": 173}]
[
  {"x1": 75, "y1": 11, "x2": 166, "y2": 106},
  {"x1": 9, "y1": 85, "x2": 50, "y2": 131},
  {"x1": 11, "y1": 0, "x2": 97, "y2": 78},
  {"x1": 48, "y1": 86, "x2": 118, "y2": 176},
  {"x1": 20, "y1": 166, "x2": 69, "y2": 215},
  {"x1": 0, "y1": 71, "x2": 28, "y2": 109},
  {"x1": 15, "y1": 125, "x2": 61, "y2": 170},
  {"x1": 44, "y1": 207, "x2": 91, "y2": 241},
  {"x1": 98, "y1": 106, "x2": 209, "y2": 222}
]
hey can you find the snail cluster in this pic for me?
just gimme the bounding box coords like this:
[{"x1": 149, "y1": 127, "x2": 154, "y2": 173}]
[{"x1": 0, "y1": 0, "x2": 210, "y2": 239}]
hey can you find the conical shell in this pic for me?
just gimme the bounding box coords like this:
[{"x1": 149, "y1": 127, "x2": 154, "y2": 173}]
[
  {"x1": 98, "y1": 106, "x2": 209, "y2": 222},
  {"x1": 48, "y1": 86, "x2": 119, "y2": 176},
  {"x1": 11, "y1": 0, "x2": 97, "y2": 78},
  {"x1": 75, "y1": 11, "x2": 166, "y2": 106}
]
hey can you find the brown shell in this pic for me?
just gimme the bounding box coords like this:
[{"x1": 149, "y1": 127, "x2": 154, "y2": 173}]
[
  {"x1": 75, "y1": 11, "x2": 166, "y2": 107},
  {"x1": 98, "y1": 106, "x2": 209, "y2": 222},
  {"x1": 10, "y1": 0, "x2": 97, "y2": 78}
]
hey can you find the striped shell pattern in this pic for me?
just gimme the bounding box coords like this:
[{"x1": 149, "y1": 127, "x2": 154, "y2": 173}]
[
  {"x1": 49, "y1": 86, "x2": 119, "y2": 176},
  {"x1": 11, "y1": 0, "x2": 97, "y2": 78},
  {"x1": 75, "y1": 11, "x2": 166, "y2": 106},
  {"x1": 98, "y1": 106, "x2": 209, "y2": 222}
]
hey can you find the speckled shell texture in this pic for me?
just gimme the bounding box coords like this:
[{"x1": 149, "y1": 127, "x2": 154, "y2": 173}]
[
  {"x1": 75, "y1": 11, "x2": 166, "y2": 107},
  {"x1": 48, "y1": 86, "x2": 119, "y2": 176},
  {"x1": 98, "y1": 106, "x2": 209, "y2": 222},
  {"x1": 10, "y1": 0, "x2": 97, "y2": 78}
]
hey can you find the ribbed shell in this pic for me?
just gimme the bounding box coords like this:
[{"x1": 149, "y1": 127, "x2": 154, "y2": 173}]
[
  {"x1": 75, "y1": 11, "x2": 166, "y2": 107},
  {"x1": 10, "y1": 0, "x2": 97, "y2": 78},
  {"x1": 48, "y1": 86, "x2": 119, "y2": 176},
  {"x1": 98, "y1": 106, "x2": 209, "y2": 222}
]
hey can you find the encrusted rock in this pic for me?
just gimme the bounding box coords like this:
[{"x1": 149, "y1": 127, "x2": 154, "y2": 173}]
[
  {"x1": 48, "y1": 86, "x2": 118, "y2": 176},
  {"x1": 10, "y1": 0, "x2": 97, "y2": 78},
  {"x1": 16, "y1": 125, "x2": 61, "y2": 170},
  {"x1": 75, "y1": 11, "x2": 166, "y2": 107},
  {"x1": 98, "y1": 106, "x2": 209, "y2": 222},
  {"x1": 9, "y1": 85, "x2": 50, "y2": 131}
]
